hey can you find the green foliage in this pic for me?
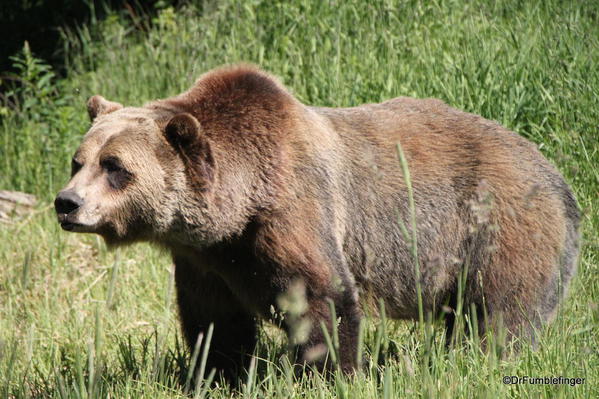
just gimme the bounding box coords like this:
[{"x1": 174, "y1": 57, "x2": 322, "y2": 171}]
[
  {"x1": 0, "y1": 0, "x2": 598, "y2": 397},
  {"x1": 1, "y1": 42, "x2": 84, "y2": 194}
]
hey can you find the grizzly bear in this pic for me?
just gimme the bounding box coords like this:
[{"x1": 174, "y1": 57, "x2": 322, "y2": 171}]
[{"x1": 55, "y1": 65, "x2": 580, "y2": 381}]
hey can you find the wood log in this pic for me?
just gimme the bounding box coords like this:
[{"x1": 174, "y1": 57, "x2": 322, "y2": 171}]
[{"x1": 0, "y1": 190, "x2": 37, "y2": 223}]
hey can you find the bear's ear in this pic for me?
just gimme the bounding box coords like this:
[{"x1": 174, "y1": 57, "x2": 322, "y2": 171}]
[
  {"x1": 87, "y1": 95, "x2": 123, "y2": 121},
  {"x1": 164, "y1": 113, "x2": 215, "y2": 190}
]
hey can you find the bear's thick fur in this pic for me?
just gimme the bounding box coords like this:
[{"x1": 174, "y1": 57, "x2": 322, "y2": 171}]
[{"x1": 55, "y1": 65, "x2": 580, "y2": 381}]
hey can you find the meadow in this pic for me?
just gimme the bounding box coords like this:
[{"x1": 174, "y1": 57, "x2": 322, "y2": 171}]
[{"x1": 1, "y1": 0, "x2": 598, "y2": 397}]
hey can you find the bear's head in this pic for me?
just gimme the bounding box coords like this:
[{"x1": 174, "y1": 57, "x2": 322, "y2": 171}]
[{"x1": 54, "y1": 95, "x2": 216, "y2": 246}]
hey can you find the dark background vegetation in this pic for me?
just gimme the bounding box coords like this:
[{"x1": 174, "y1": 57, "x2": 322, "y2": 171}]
[{"x1": 0, "y1": 0, "x2": 184, "y2": 75}]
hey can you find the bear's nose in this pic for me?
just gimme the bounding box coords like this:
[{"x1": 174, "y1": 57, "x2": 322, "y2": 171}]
[{"x1": 54, "y1": 190, "x2": 84, "y2": 215}]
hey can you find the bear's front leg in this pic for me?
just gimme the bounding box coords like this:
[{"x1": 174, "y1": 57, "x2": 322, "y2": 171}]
[
  {"x1": 291, "y1": 282, "x2": 362, "y2": 374},
  {"x1": 254, "y1": 219, "x2": 362, "y2": 374},
  {"x1": 173, "y1": 255, "x2": 257, "y2": 384}
]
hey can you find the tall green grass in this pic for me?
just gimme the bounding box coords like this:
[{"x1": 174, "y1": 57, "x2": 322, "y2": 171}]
[{"x1": 1, "y1": 0, "x2": 598, "y2": 397}]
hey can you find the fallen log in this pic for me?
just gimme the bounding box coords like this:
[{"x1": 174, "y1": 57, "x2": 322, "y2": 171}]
[{"x1": 0, "y1": 190, "x2": 37, "y2": 223}]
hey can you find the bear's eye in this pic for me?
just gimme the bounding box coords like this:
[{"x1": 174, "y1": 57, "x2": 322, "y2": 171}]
[
  {"x1": 100, "y1": 156, "x2": 132, "y2": 189},
  {"x1": 71, "y1": 158, "x2": 83, "y2": 176},
  {"x1": 101, "y1": 156, "x2": 123, "y2": 173}
]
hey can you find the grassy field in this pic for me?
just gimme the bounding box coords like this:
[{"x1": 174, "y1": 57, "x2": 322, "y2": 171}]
[{"x1": 1, "y1": 0, "x2": 598, "y2": 397}]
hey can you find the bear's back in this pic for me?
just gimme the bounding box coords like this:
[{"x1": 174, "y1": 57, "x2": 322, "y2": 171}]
[{"x1": 306, "y1": 97, "x2": 576, "y2": 317}]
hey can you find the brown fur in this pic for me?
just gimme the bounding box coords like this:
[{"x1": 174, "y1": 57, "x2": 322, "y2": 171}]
[{"x1": 55, "y1": 65, "x2": 580, "y2": 381}]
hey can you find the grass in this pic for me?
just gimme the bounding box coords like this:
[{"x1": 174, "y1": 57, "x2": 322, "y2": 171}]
[{"x1": 1, "y1": 0, "x2": 598, "y2": 397}]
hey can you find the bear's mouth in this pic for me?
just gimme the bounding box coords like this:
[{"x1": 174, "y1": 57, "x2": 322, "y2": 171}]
[
  {"x1": 60, "y1": 221, "x2": 80, "y2": 231},
  {"x1": 57, "y1": 213, "x2": 86, "y2": 232}
]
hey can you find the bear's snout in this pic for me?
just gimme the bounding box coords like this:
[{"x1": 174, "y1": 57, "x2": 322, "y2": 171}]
[{"x1": 54, "y1": 190, "x2": 84, "y2": 230}]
